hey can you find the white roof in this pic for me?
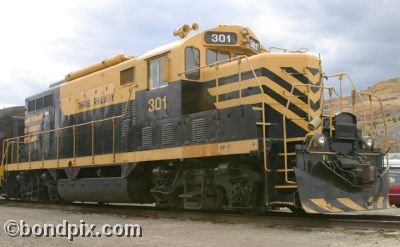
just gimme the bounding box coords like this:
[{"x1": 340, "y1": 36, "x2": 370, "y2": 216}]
[{"x1": 138, "y1": 38, "x2": 187, "y2": 60}]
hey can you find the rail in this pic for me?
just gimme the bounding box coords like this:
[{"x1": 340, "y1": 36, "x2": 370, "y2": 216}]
[{"x1": 1, "y1": 85, "x2": 136, "y2": 171}]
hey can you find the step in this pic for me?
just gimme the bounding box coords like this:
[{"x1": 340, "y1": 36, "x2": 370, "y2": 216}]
[
  {"x1": 274, "y1": 185, "x2": 298, "y2": 189},
  {"x1": 252, "y1": 106, "x2": 263, "y2": 111},
  {"x1": 179, "y1": 190, "x2": 201, "y2": 199},
  {"x1": 278, "y1": 152, "x2": 296, "y2": 156},
  {"x1": 276, "y1": 169, "x2": 294, "y2": 173},
  {"x1": 256, "y1": 122, "x2": 273, "y2": 126},
  {"x1": 286, "y1": 137, "x2": 306, "y2": 142}
]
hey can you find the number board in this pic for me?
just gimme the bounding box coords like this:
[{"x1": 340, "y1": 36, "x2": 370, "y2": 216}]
[
  {"x1": 248, "y1": 37, "x2": 260, "y2": 52},
  {"x1": 204, "y1": 32, "x2": 238, "y2": 45}
]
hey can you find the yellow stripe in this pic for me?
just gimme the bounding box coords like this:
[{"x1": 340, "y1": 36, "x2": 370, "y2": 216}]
[
  {"x1": 368, "y1": 196, "x2": 374, "y2": 209},
  {"x1": 215, "y1": 94, "x2": 308, "y2": 130},
  {"x1": 276, "y1": 66, "x2": 321, "y2": 101},
  {"x1": 337, "y1": 198, "x2": 365, "y2": 211},
  {"x1": 302, "y1": 204, "x2": 319, "y2": 214},
  {"x1": 304, "y1": 68, "x2": 320, "y2": 84},
  {"x1": 310, "y1": 198, "x2": 343, "y2": 213},
  {"x1": 377, "y1": 197, "x2": 385, "y2": 209},
  {"x1": 209, "y1": 77, "x2": 310, "y2": 110},
  {"x1": 5, "y1": 139, "x2": 259, "y2": 171}
]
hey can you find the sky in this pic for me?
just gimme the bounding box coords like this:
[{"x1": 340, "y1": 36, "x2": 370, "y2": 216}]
[{"x1": 0, "y1": 0, "x2": 399, "y2": 106}]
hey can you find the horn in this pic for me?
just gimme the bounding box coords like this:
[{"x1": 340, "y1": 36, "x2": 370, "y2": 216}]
[
  {"x1": 173, "y1": 23, "x2": 200, "y2": 39},
  {"x1": 192, "y1": 23, "x2": 199, "y2": 31},
  {"x1": 182, "y1": 24, "x2": 190, "y2": 32}
]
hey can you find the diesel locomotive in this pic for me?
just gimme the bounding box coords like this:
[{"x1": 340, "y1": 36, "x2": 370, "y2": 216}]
[{"x1": 0, "y1": 24, "x2": 390, "y2": 214}]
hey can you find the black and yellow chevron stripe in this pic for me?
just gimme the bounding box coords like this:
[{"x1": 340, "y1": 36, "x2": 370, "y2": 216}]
[
  {"x1": 207, "y1": 66, "x2": 322, "y2": 133},
  {"x1": 301, "y1": 196, "x2": 390, "y2": 214}
]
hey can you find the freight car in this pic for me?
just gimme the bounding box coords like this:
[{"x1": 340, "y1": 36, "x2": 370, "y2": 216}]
[{"x1": 0, "y1": 24, "x2": 390, "y2": 214}]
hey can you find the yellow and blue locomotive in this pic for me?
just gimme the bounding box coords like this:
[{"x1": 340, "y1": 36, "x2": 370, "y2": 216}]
[{"x1": 0, "y1": 24, "x2": 390, "y2": 213}]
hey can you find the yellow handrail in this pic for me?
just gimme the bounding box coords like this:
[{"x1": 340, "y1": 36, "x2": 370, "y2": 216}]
[
  {"x1": 283, "y1": 84, "x2": 341, "y2": 184},
  {"x1": 207, "y1": 55, "x2": 268, "y2": 171},
  {"x1": 282, "y1": 77, "x2": 389, "y2": 185},
  {"x1": 1, "y1": 85, "x2": 136, "y2": 169},
  {"x1": 241, "y1": 56, "x2": 268, "y2": 172},
  {"x1": 357, "y1": 91, "x2": 388, "y2": 150}
]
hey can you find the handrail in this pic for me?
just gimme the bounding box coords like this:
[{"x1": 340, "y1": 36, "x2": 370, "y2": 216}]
[
  {"x1": 206, "y1": 55, "x2": 269, "y2": 171},
  {"x1": 1, "y1": 140, "x2": 12, "y2": 168},
  {"x1": 357, "y1": 91, "x2": 388, "y2": 151},
  {"x1": 2, "y1": 85, "x2": 136, "y2": 168},
  {"x1": 325, "y1": 72, "x2": 368, "y2": 135},
  {"x1": 282, "y1": 76, "x2": 389, "y2": 185},
  {"x1": 241, "y1": 56, "x2": 268, "y2": 172},
  {"x1": 283, "y1": 84, "x2": 342, "y2": 184},
  {"x1": 177, "y1": 55, "x2": 249, "y2": 76}
]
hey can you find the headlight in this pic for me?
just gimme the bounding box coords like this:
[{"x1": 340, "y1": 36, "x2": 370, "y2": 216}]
[
  {"x1": 313, "y1": 134, "x2": 326, "y2": 148},
  {"x1": 362, "y1": 136, "x2": 374, "y2": 149}
]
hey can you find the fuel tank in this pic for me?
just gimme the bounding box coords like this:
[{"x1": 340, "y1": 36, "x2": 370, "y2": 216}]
[{"x1": 58, "y1": 177, "x2": 154, "y2": 203}]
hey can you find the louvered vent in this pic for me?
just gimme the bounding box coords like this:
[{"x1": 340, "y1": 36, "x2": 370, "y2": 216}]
[
  {"x1": 131, "y1": 101, "x2": 137, "y2": 125},
  {"x1": 161, "y1": 123, "x2": 175, "y2": 146},
  {"x1": 142, "y1": 126, "x2": 153, "y2": 148},
  {"x1": 192, "y1": 118, "x2": 207, "y2": 143},
  {"x1": 121, "y1": 119, "x2": 130, "y2": 138}
]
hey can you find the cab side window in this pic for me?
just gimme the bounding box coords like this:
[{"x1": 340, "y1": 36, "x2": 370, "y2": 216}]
[
  {"x1": 149, "y1": 56, "x2": 168, "y2": 89},
  {"x1": 185, "y1": 47, "x2": 200, "y2": 80},
  {"x1": 206, "y1": 49, "x2": 230, "y2": 65}
]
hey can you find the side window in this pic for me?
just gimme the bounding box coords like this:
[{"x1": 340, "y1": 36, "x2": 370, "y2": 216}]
[
  {"x1": 44, "y1": 95, "x2": 53, "y2": 108},
  {"x1": 218, "y1": 51, "x2": 230, "y2": 62},
  {"x1": 185, "y1": 47, "x2": 200, "y2": 80},
  {"x1": 149, "y1": 56, "x2": 168, "y2": 89},
  {"x1": 36, "y1": 98, "x2": 44, "y2": 110},
  {"x1": 120, "y1": 67, "x2": 135, "y2": 86},
  {"x1": 206, "y1": 49, "x2": 217, "y2": 65},
  {"x1": 28, "y1": 100, "x2": 35, "y2": 112},
  {"x1": 206, "y1": 49, "x2": 230, "y2": 65}
]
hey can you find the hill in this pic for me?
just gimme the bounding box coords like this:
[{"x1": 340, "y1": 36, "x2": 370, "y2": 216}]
[{"x1": 326, "y1": 77, "x2": 400, "y2": 152}]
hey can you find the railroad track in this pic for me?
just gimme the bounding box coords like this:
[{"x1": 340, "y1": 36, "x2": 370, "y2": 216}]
[{"x1": 1, "y1": 199, "x2": 399, "y2": 234}]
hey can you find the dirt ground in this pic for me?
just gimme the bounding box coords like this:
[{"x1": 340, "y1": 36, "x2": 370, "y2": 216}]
[{"x1": 0, "y1": 204, "x2": 399, "y2": 247}]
